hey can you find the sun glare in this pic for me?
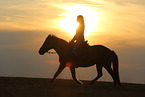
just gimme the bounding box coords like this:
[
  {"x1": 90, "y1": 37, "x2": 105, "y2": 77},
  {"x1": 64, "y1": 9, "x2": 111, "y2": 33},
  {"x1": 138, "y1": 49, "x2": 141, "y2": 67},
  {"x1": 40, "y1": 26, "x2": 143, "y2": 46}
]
[{"x1": 59, "y1": 5, "x2": 100, "y2": 37}]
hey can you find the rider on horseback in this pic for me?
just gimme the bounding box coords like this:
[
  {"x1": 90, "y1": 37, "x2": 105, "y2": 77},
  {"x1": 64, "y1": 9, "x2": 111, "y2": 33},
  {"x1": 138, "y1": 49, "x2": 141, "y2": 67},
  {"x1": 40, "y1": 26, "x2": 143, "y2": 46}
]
[{"x1": 69, "y1": 15, "x2": 85, "y2": 56}]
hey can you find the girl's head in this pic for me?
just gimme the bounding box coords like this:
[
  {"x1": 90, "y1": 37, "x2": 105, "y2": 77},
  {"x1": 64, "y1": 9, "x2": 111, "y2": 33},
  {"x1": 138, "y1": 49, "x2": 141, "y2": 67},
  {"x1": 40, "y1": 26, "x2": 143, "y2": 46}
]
[{"x1": 77, "y1": 15, "x2": 84, "y2": 23}]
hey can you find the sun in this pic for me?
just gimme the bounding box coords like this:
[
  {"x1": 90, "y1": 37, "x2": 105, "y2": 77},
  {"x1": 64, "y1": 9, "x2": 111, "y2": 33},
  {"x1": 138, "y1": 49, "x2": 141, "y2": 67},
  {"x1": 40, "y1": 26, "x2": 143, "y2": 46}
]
[
  {"x1": 58, "y1": 5, "x2": 100, "y2": 37},
  {"x1": 59, "y1": 14, "x2": 79, "y2": 36}
]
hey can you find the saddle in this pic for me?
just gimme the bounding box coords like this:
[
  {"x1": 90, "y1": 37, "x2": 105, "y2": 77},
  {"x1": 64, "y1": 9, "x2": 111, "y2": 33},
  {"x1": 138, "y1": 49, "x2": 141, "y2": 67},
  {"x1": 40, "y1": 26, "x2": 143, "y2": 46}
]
[{"x1": 68, "y1": 41, "x2": 89, "y2": 60}]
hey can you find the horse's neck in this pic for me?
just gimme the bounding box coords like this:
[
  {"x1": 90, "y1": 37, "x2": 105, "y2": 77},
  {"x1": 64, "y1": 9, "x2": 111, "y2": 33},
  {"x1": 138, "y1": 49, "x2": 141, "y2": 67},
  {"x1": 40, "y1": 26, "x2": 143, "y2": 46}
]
[{"x1": 52, "y1": 38, "x2": 68, "y2": 56}]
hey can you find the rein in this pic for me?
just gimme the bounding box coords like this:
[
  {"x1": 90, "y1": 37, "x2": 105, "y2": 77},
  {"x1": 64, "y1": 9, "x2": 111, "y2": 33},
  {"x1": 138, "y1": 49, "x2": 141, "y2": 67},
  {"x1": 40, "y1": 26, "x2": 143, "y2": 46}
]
[{"x1": 47, "y1": 51, "x2": 57, "y2": 54}]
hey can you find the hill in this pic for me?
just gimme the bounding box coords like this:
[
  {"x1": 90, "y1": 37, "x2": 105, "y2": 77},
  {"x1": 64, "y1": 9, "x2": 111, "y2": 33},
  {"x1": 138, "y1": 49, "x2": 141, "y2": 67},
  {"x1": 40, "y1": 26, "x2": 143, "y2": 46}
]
[{"x1": 0, "y1": 77, "x2": 145, "y2": 97}]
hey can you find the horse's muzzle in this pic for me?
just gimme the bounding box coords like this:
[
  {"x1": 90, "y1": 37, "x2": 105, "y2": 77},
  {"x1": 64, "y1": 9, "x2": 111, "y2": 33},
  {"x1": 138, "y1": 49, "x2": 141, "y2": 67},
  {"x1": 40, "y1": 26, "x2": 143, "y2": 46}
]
[{"x1": 38, "y1": 50, "x2": 44, "y2": 55}]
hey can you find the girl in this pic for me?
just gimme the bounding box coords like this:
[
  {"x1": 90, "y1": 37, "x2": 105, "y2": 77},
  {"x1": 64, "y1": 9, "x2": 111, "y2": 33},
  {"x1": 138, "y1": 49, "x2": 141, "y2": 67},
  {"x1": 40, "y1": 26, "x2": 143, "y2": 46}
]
[{"x1": 70, "y1": 15, "x2": 85, "y2": 56}]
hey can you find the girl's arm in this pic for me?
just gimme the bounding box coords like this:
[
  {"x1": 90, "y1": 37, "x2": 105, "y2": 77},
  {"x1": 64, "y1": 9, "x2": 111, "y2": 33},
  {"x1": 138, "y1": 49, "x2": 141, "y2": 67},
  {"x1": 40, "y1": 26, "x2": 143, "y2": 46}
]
[{"x1": 70, "y1": 34, "x2": 77, "y2": 43}]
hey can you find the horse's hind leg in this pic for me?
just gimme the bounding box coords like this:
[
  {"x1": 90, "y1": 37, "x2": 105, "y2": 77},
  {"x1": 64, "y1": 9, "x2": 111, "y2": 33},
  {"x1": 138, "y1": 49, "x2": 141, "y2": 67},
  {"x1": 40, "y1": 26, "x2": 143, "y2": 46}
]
[
  {"x1": 104, "y1": 66, "x2": 117, "y2": 86},
  {"x1": 90, "y1": 65, "x2": 103, "y2": 84}
]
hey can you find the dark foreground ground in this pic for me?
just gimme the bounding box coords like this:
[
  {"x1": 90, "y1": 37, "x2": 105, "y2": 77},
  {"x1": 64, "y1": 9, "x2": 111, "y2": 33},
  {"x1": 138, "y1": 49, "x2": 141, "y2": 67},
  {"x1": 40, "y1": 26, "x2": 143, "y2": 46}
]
[{"x1": 0, "y1": 77, "x2": 145, "y2": 97}]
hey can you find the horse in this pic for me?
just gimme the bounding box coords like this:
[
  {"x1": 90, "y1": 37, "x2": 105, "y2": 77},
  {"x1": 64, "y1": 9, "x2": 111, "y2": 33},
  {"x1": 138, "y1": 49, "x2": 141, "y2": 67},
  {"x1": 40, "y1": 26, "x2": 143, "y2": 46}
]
[{"x1": 39, "y1": 34, "x2": 121, "y2": 86}]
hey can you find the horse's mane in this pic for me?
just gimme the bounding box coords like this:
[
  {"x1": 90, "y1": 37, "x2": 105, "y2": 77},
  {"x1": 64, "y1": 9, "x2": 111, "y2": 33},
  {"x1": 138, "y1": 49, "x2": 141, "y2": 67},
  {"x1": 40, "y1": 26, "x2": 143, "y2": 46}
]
[{"x1": 48, "y1": 34, "x2": 68, "y2": 44}]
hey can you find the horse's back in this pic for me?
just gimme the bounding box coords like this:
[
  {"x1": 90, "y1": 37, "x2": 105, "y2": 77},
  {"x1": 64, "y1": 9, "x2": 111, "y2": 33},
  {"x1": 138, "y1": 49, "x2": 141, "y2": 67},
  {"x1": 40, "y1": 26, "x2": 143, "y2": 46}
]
[
  {"x1": 90, "y1": 45, "x2": 112, "y2": 54},
  {"x1": 88, "y1": 45, "x2": 113, "y2": 62}
]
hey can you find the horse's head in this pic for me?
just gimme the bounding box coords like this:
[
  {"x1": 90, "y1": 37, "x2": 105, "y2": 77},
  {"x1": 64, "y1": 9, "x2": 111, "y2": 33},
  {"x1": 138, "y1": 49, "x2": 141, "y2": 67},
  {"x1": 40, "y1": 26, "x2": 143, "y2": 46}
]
[{"x1": 39, "y1": 35, "x2": 53, "y2": 55}]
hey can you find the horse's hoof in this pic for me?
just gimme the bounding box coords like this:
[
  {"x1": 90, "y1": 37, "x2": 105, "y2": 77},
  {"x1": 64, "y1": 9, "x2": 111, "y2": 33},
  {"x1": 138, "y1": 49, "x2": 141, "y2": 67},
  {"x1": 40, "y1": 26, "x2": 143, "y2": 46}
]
[
  {"x1": 90, "y1": 81, "x2": 95, "y2": 85},
  {"x1": 118, "y1": 84, "x2": 123, "y2": 87},
  {"x1": 50, "y1": 80, "x2": 54, "y2": 83},
  {"x1": 78, "y1": 82, "x2": 83, "y2": 85},
  {"x1": 76, "y1": 81, "x2": 83, "y2": 85},
  {"x1": 114, "y1": 83, "x2": 123, "y2": 87}
]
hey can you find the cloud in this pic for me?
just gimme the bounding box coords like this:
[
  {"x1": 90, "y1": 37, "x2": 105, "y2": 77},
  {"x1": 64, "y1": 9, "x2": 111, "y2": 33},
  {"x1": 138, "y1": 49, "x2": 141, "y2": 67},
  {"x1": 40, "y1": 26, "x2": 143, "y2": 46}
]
[
  {"x1": 0, "y1": 30, "x2": 48, "y2": 50},
  {"x1": 1, "y1": 0, "x2": 145, "y2": 48},
  {"x1": 0, "y1": 0, "x2": 64, "y2": 30},
  {"x1": 102, "y1": 0, "x2": 145, "y2": 6}
]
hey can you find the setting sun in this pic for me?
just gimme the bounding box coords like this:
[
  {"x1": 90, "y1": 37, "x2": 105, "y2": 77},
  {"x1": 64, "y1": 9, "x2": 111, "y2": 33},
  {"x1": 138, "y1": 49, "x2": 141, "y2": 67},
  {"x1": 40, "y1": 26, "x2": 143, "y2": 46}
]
[{"x1": 59, "y1": 5, "x2": 101, "y2": 37}]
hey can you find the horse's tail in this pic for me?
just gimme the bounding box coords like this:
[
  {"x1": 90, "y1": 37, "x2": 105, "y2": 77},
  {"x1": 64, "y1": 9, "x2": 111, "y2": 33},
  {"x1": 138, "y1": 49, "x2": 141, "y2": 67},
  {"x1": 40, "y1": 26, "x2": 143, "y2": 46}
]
[{"x1": 111, "y1": 51, "x2": 121, "y2": 85}]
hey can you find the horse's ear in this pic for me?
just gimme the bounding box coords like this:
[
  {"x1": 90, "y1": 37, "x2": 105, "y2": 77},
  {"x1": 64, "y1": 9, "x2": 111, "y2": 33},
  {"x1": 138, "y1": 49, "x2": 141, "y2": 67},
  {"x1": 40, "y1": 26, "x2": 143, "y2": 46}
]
[
  {"x1": 48, "y1": 34, "x2": 52, "y2": 38},
  {"x1": 47, "y1": 34, "x2": 56, "y2": 39}
]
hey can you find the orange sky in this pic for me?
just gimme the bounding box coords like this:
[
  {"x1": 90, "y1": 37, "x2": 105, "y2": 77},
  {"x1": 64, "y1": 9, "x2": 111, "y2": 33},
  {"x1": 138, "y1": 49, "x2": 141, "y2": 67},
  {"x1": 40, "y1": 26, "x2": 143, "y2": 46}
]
[
  {"x1": 0, "y1": 0, "x2": 145, "y2": 47},
  {"x1": 0, "y1": 0, "x2": 145, "y2": 84}
]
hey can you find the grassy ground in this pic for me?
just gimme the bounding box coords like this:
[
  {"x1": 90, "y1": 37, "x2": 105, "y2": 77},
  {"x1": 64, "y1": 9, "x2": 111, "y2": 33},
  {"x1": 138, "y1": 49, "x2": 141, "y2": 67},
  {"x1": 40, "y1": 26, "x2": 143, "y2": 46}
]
[{"x1": 0, "y1": 77, "x2": 145, "y2": 97}]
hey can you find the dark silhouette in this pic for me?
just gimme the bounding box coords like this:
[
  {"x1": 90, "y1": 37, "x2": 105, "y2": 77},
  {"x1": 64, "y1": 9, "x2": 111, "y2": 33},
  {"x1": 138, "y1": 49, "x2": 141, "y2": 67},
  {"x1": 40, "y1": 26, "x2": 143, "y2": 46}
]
[
  {"x1": 70, "y1": 15, "x2": 85, "y2": 57},
  {"x1": 39, "y1": 35, "x2": 121, "y2": 86}
]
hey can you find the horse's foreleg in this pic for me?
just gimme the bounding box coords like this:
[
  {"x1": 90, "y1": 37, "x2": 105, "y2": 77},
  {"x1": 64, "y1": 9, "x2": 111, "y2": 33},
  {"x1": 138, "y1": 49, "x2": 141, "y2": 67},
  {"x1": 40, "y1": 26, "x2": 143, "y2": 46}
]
[
  {"x1": 90, "y1": 65, "x2": 103, "y2": 84},
  {"x1": 50, "y1": 64, "x2": 65, "y2": 83},
  {"x1": 70, "y1": 67, "x2": 83, "y2": 84}
]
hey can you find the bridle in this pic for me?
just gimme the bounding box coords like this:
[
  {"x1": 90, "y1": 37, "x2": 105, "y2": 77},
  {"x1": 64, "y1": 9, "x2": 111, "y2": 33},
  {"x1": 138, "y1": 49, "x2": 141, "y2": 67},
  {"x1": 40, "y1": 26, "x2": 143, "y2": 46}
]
[{"x1": 47, "y1": 51, "x2": 56, "y2": 54}]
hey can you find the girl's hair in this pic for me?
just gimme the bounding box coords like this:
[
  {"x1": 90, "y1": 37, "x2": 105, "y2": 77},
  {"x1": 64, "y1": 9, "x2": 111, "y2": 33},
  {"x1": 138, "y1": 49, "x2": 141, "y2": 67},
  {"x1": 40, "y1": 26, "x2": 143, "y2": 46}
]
[{"x1": 77, "y1": 15, "x2": 84, "y2": 23}]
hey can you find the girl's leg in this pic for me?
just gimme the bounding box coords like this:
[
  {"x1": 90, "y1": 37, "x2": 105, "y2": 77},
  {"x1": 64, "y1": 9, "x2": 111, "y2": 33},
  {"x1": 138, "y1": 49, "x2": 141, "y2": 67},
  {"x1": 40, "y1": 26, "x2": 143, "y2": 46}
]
[{"x1": 73, "y1": 41, "x2": 81, "y2": 56}]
